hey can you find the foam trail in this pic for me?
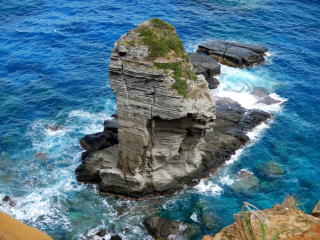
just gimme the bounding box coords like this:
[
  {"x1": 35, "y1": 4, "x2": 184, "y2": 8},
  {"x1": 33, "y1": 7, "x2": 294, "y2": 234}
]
[
  {"x1": 194, "y1": 180, "x2": 223, "y2": 196},
  {"x1": 194, "y1": 64, "x2": 286, "y2": 196},
  {"x1": 0, "y1": 109, "x2": 114, "y2": 232},
  {"x1": 213, "y1": 65, "x2": 287, "y2": 112}
]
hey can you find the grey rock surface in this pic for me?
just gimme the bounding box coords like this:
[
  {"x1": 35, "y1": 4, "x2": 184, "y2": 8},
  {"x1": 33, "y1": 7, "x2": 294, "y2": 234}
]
[
  {"x1": 143, "y1": 216, "x2": 199, "y2": 240},
  {"x1": 188, "y1": 53, "x2": 221, "y2": 89},
  {"x1": 198, "y1": 40, "x2": 268, "y2": 68}
]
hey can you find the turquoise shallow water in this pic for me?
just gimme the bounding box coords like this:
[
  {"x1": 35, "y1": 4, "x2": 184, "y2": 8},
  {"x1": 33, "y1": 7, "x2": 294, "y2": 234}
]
[{"x1": 0, "y1": 0, "x2": 320, "y2": 239}]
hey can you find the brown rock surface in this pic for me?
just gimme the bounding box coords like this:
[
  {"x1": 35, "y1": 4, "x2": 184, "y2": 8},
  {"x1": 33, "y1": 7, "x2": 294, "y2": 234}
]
[
  {"x1": 0, "y1": 211, "x2": 53, "y2": 240},
  {"x1": 202, "y1": 198, "x2": 320, "y2": 240},
  {"x1": 312, "y1": 201, "x2": 320, "y2": 217}
]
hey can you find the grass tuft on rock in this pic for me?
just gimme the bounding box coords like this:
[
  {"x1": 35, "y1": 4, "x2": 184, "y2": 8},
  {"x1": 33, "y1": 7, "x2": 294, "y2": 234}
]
[
  {"x1": 139, "y1": 18, "x2": 185, "y2": 59},
  {"x1": 154, "y1": 62, "x2": 197, "y2": 98},
  {"x1": 137, "y1": 18, "x2": 197, "y2": 98}
]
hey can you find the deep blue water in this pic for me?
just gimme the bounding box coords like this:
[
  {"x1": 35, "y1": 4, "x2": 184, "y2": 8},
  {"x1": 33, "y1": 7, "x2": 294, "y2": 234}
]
[{"x1": 0, "y1": 0, "x2": 320, "y2": 239}]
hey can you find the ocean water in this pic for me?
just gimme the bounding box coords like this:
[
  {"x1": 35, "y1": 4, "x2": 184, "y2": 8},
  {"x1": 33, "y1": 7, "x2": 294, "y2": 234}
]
[{"x1": 0, "y1": 0, "x2": 319, "y2": 239}]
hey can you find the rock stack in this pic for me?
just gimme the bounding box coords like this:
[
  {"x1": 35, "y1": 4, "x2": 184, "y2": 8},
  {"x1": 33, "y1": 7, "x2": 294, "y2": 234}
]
[{"x1": 76, "y1": 18, "x2": 271, "y2": 198}]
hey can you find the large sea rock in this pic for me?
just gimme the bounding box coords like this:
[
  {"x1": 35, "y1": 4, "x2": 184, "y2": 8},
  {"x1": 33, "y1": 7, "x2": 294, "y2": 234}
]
[
  {"x1": 76, "y1": 18, "x2": 271, "y2": 198},
  {"x1": 198, "y1": 40, "x2": 268, "y2": 68}
]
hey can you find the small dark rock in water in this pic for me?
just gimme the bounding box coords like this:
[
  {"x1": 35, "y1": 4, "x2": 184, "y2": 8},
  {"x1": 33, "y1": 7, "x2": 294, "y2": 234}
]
[
  {"x1": 79, "y1": 118, "x2": 118, "y2": 151},
  {"x1": 237, "y1": 169, "x2": 252, "y2": 178},
  {"x1": 110, "y1": 235, "x2": 122, "y2": 240},
  {"x1": 2, "y1": 195, "x2": 16, "y2": 207},
  {"x1": 198, "y1": 40, "x2": 268, "y2": 68},
  {"x1": 188, "y1": 53, "x2": 221, "y2": 89},
  {"x1": 35, "y1": 152, "x2": 48, "y2": 161},
  {"x1": 115, "y1": 205, "x2": 128, "y2": 216},
  {"x1": 143, "y1": 216, "x2": 199, "y2": 240},
  {"x1": 96, "y1": 229, "x2": 108, "y2": 237},
  {"x1": 47, "y1": 124, "x2": 60, "y2": 131},
  {"x1": 201, "y1": 211, "x2": 216, "y2": 230},
  {"x1": 251, "y1": 87, "x2": 282, "y2": 105},
  {"x1": 207, "y1": 77, "x2": 220, "y2": 89},
  {"x1": 2, "y1": 195, "x2": 10, "y2": 202}
]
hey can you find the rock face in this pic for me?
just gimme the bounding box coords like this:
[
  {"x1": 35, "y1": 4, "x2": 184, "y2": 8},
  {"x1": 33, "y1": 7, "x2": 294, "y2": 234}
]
[
  {"x1": 202, "y1": 197, "x2": 320, "y2": 240},
  {"x1": 79, "y1": 119, "x2": 118, "y2": 152},
  {"x1": 143, "y1": 216, "x2": 199, "y2": 240},
  {"x1": 198, "y1": 40, "x2": 268, "y2": 68},
  {"x1": 76, "y1": 18, "x2": 271, "y2": 198},
  {"x1": 188, "y1": 53, "x2": 221, "y2": 89}
]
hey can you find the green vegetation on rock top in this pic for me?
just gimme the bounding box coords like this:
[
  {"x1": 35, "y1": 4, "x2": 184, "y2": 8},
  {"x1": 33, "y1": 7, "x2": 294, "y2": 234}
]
[
  {"x1": 154, "y1": 62, "x2": 197, "y2": 98},
  {"x1": 139, "y1": 18, "x2": 185, "y2": 59},
  {"x1": 137, "y1": 18, "x2": 197, "y2": 98}
]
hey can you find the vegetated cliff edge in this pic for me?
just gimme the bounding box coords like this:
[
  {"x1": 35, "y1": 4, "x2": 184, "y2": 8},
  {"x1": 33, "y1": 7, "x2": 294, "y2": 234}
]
[
  {"x1": 203, "y1": 197, "x2": 320, "y2": 240},
  {"x1": 76, "y1": 18, "x2": 271, "y2": 198}
]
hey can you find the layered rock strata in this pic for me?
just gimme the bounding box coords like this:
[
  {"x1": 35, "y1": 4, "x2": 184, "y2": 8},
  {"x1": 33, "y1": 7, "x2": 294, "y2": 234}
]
[
  {"x1": 76, "y1": 18, "x2": 271, "y2": 198},
  {"x1": 198, "y1": 40, "x2": 268, "y2": 68}
]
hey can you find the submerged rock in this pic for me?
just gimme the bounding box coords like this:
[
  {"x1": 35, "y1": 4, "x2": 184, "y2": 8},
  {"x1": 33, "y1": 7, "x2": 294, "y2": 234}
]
[
  {"x1": 198, "y1": 40, "x2": 268, "y2": 68},
  {"x1": 2, "y1": 195, "x2": 16, "y2": 207},
  {"x1": 76, "y1": 18, "x2": 271, "y2": 198},
  {"x1": 96, "y1": 229, "x2": 108, "y2": 237},
  {"x1": 35, "y1": 152, "x2": 48, "y2": 161},
  {"x1": 251, "y1": 87, "x2": 282, "y2": 105},
  {"x1": 231, "y1": 175, "x2": 260, "y2": 193},
  {"x1": 237, "y1": 169, "x2": 253, "y2": 178},
  {"x1": 143, "y1": 216, "x2": 199, "y2": 240},
  {"x1": 110, "y1": 235, "x2": 122, "y2": 240},
  {"x1": 188, "y1": 53, "x2": 221, "y2": 89},
  {"x1": 263, "y1": 161, "x2": 285, "y2": 178}
]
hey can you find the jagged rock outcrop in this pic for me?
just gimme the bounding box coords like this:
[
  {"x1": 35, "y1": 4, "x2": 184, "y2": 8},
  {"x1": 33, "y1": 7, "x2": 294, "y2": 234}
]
[
  {"x1": 76, "y1": 18, "x2": 271, "y2": 198},
  {"x1": 79, "y1": 119, "x2": 118, "y2": 152},
  {"x1": 198, "y1": 40, "x2": 268, "y2": 68},
  {"x1": 143, "y1": 216, "x2": 200, "y2": 240},
  {"x1": 188, "y1": 53, "x2": 221, "y2": 89}
]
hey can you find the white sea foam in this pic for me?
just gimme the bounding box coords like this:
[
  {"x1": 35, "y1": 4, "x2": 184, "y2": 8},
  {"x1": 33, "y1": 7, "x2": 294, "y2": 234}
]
[
  {"x1": 190, "y1": 213, "x2": 199, "y2": 222},
  {"x1": 213, "y1": 65, "x2": 287, "y2": 112},
  {"x1": 194, "y1": 63, "x2": 286, "y2": 195},
  {"x1": 1, "y1": 108, "x2": 116, "y2": 233},
  {"x1": 194, "y1": 180, "x2": 223, "y2": 196},
  {"x1": 219, "y1": 175, "x2": 234, "y2": 185}
]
